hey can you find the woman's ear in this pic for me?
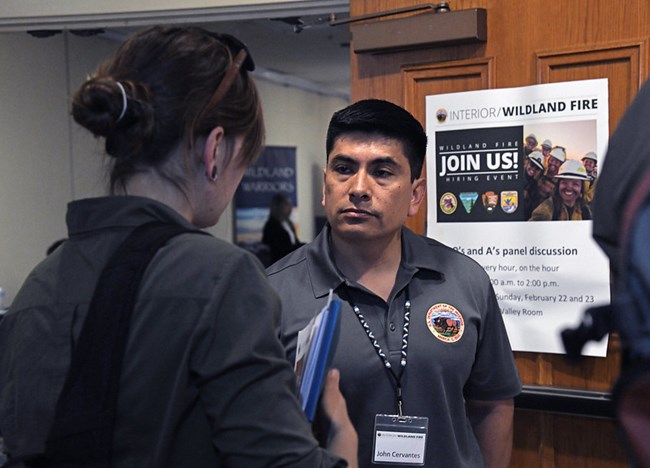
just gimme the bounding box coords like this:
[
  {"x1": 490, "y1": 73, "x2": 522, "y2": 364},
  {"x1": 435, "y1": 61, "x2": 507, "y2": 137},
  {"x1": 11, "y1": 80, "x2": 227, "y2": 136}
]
[{"x1": 203, "y1": 126, "x2": 225, "y2": 182}]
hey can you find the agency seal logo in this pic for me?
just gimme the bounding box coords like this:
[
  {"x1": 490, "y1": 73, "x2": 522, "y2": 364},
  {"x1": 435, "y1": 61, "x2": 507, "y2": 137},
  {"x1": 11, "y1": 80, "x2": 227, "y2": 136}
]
[
  {"x1": 436, "y1": 108, "x2": 448, "y2": 123},
  {"x1": 439, "y1": 192, "x2": 457, "y2": 215},
  {"x1": 459, "y1": 192, "x2": 479, "y2": 214},
  {"x1": 481, "y1": 191, "x2": 499, "y2": 214},
  {"x1": 426, "y1": 303, "x2": 465, "y2": 343},
  {"x1": 500, "y1": 191, "x2": 518, "y2": 214}
]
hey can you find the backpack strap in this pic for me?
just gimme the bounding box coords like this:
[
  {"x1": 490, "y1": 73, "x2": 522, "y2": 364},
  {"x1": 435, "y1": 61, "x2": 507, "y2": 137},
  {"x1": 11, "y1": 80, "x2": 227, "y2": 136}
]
[{"x1": 31, "y1": 221, "x2": 204, "y2": 467}]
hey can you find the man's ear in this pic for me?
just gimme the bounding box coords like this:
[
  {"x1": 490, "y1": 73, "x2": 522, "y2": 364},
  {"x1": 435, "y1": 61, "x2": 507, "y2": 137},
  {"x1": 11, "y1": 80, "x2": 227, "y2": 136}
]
[
  {"x1": 408, "y1": 177, "x2": 427, "y2": 217},
  {"x1": 203, "y1": 126, "x2": 225, "y2": 181}
]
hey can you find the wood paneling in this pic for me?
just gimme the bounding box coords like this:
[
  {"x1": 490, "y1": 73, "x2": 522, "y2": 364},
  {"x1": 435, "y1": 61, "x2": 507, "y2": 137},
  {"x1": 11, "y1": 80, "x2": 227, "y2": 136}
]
[
  {"x1": 513, "y1": 411, "x2": 627, "y2": 468},
  {"x1": 537, "y1": 42, "x2": 647, "y2": 135},
  {"x1": 402, "y1": 58, "x2": 494, "y2": 233},
  {"x1": 350, "y1": 0, "x2": 650, "y2": 466}
]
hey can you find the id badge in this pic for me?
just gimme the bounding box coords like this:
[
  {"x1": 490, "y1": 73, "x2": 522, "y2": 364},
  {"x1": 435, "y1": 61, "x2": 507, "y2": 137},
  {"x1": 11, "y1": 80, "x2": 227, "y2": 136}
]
[{"x1": 372, "y1": 414, "x2": 428, "y2": 465}]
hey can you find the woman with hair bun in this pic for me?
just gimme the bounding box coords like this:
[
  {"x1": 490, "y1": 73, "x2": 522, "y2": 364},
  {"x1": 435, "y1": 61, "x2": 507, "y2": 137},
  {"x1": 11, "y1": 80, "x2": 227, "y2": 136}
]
[{"x1": 0, "y1": 26, "x2": 356, "y2": 467}]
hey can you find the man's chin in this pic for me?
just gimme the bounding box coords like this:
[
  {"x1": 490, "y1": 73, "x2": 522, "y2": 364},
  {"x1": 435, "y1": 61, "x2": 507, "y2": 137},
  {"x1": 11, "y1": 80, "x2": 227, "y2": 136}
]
[{"x1": 331, "y1": 223, "x2": 376, "y2": 241}]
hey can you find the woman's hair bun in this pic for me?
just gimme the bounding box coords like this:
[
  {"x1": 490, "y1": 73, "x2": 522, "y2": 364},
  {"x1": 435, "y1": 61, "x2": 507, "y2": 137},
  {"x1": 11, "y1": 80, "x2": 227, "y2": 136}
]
[
  {"x1": 71, "y1": 77, "x2": 155, "y2": 159},
  {"x1": 71, "y1": 77, "x2": 126, "y2": 136}
]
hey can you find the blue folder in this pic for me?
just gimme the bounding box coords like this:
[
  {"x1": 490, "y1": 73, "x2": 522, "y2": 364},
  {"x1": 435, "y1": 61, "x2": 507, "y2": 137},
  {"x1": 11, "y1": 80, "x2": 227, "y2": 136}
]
[{"x1": 298, "y1": 297, "x2": 342, "y2": 421}]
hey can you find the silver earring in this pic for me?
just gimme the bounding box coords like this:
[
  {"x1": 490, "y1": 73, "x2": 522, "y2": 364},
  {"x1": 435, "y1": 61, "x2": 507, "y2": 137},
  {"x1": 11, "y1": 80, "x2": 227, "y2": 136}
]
[{"x1": 210, "y1": 166, "x2": 218, "y2": 181}]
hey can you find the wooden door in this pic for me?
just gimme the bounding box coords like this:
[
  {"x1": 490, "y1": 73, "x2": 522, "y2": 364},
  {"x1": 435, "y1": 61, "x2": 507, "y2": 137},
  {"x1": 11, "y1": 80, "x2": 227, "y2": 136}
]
[{"x1": 350, "y1": 0, "x2": 650, "y2": 466}]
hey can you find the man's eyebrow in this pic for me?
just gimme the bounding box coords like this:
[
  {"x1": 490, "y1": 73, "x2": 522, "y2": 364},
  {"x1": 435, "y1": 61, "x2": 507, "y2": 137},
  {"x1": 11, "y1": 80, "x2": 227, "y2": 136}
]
[
  {"x1": 328, "y1": 154, "x2": 356, "y2": 164},
  {"x1": 369, "y1": 157, "x2": 399, "y2": 166},
  {"x1": 329, "y1": 155, "x2": 399, "y2": 165}
]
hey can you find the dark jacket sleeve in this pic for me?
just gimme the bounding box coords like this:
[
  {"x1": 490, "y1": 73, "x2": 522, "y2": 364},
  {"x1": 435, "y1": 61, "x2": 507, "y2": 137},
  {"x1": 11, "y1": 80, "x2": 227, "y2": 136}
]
[{"x1": 190, "y1": 251, "x2": 345, "y2": 467}]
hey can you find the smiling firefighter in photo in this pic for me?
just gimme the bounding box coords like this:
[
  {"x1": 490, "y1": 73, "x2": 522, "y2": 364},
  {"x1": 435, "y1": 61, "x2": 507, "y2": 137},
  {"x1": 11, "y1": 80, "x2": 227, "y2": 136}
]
[
  {"x1": 529, "y1": 159, "x2": 592, "y2": 221},
  {"x1": 523, "y1": 150, "x2": 546, "y2": 219},
  {"x1": 541, "y1": 139, "x2": 553, "y2": 164},
  {"x1": 545, "y1": 146, "x2": 566, "y2": 178},
  {"x1": 524, "y1": 133, "x2": 538, "y2": 155},
  {"x1": 581, "y1": 151, "x2": 598, "y2": 204}
]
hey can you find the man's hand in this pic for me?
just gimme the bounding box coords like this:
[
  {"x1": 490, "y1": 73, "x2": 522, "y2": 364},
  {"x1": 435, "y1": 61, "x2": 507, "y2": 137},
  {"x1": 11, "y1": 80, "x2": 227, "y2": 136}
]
[
  {"x1": 321, "y1": 369, "x2": 358, "y2": 468},
  {"x1": 466, "y1": 398, "x2": 514, "y2": 468}
]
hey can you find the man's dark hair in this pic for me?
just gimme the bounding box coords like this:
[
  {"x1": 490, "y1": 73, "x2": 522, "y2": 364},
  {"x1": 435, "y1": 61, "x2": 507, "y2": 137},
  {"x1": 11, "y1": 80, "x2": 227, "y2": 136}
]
[{"x1": 326, "y1": 99, "x2": 428, "y2": 181}]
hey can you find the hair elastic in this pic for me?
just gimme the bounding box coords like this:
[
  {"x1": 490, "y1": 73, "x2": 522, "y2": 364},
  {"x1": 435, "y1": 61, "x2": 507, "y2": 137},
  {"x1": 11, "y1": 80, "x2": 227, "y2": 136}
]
[{"x1": 115, "y1": 81, "x2": 128, "y2": 123}]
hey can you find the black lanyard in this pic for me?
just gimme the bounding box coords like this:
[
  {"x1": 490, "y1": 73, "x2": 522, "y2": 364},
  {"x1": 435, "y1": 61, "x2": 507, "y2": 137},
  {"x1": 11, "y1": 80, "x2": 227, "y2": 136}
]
[{"x1": 344, "y1": 286, "x2": 411, "y2": 416}]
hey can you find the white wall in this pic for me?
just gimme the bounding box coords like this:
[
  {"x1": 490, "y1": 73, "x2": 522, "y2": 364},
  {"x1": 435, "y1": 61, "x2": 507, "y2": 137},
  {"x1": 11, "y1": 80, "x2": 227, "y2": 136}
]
[
  {"x1": 255, "y1": 79, "x2": 346, "y2": 241},
  {"x1": 0, "y1": 31, "x2": 347, "y2": 306},
  {"x1": 0, "y1": 32, "x2": 70, "y2": 307}
]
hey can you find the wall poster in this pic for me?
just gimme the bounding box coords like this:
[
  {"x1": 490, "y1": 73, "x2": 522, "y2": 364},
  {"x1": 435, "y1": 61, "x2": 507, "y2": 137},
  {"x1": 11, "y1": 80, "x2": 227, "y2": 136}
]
[
  {"x1": 234, "y1": 145, "x2": 298, "y2": 251},
  {"x1": 425, "y1": 79, "x2": 610, "y2": 356}
]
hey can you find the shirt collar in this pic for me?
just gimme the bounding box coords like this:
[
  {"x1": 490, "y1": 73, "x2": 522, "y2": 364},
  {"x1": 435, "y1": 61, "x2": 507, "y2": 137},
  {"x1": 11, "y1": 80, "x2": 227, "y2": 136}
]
[
  {"x1": 66, "y1": 196, "x2": 195, "y2": 236},
  {"x1": 305, "y1": 225, "x2": 347, "y2": 298},
  {"x1": 305, "y1": 224, "x2": 445, "y2": 299},
  {"x1": 400, "y1": 227, "x2": 447, "y2": 276}
]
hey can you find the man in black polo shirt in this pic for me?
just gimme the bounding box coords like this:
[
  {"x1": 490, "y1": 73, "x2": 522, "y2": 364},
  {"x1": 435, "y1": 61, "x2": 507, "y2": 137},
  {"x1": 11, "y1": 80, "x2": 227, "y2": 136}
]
[{"x1": 267, "y1": 99, "x2": 521, "y2": 468}]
